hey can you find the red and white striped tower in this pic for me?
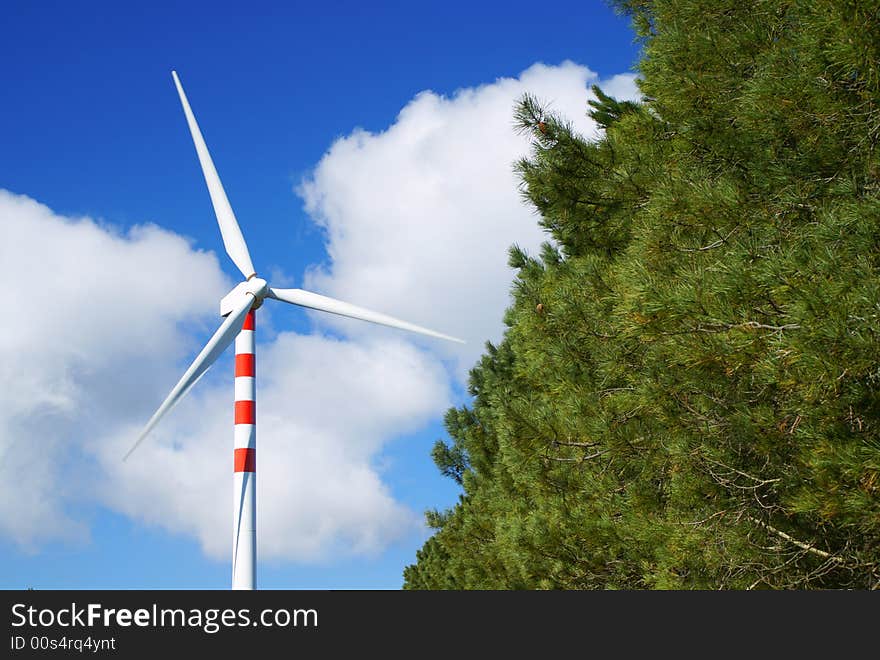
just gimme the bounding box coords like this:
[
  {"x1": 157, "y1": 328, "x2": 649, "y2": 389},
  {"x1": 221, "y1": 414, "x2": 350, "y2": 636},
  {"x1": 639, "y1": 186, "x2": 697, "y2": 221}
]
[{"x1": 232, "y1": 308, "x2": 256, "y2": 590}]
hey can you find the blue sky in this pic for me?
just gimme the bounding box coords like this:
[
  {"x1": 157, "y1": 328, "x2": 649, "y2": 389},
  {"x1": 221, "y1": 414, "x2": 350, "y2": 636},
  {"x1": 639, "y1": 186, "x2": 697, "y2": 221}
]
[{"x1": 1, "y1": 1, "x2": 640, "y2": 588}]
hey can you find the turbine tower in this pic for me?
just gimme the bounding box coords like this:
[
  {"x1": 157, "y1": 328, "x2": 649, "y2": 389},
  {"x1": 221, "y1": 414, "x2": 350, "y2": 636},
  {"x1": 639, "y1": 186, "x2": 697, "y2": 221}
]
[{"x1": 124, "y1": 72, "x2": 463, "y2": 590}]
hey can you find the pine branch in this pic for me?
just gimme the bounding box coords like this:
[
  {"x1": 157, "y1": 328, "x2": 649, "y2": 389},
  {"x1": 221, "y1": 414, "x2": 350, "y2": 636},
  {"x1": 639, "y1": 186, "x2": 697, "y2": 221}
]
[{"x1": 747, "y1": 517, "x2": 846, "y2": 564}]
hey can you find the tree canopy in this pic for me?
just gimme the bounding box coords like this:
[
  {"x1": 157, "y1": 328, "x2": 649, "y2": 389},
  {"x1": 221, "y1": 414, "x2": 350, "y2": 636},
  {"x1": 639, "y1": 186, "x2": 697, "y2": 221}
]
[{"x1": 404, "y1": 0, "x2": 880, "y2": 589}]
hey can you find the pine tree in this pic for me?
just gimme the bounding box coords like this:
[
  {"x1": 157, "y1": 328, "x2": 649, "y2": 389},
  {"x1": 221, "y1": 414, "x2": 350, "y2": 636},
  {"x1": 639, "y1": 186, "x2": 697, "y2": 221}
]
[{"x1": 405, "y1": 0, "x2": 880, "y2": 589}]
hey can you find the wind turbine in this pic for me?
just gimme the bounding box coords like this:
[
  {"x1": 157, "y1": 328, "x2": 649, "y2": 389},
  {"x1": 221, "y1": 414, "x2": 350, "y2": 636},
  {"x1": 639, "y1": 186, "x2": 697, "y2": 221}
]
[{"x1": 124, "y1": 71, "x2": 463, "y2": 590}]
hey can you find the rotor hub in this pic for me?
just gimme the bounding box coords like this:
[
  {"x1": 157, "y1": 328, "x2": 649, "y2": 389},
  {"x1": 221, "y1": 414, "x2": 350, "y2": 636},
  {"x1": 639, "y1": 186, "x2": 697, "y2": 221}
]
[{"x1": 220, "y1": 277, "x2": 268, "y2": 316}]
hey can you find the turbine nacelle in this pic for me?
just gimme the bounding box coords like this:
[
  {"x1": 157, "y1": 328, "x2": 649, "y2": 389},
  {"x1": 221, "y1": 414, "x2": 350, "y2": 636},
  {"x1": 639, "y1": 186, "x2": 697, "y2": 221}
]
[{"x1": 220, "y1": 277, "x2": 269, "y2": 316}]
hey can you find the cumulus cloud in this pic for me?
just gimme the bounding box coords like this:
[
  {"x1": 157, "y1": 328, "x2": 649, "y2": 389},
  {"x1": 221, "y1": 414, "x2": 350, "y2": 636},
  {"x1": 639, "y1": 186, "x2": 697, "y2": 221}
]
[
  {"x1": 96, "y1": 333, "x2": 449, "y2": 561},
  {"x1": 0, "y1": 190, "x2": 448, "y2": 560},
  {"x1": 299, "y1": 61, "x2": 640, "y2": 373},
  {"x1": 0, "y1": 189, "x2": 228, "y2": 546}
]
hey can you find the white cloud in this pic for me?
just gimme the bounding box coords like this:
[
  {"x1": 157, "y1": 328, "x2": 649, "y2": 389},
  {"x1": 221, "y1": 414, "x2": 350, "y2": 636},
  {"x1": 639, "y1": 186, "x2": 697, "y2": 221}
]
[
  {"x1": 598, "y1": 72, "x2": 640, "y2": 103},
  {"x1": 298, "y1": 61, "x2": 640, "y2": 373},
  {"x1": 0, "y1": 190, "x2": 448, "y2": 561},
  {"x1": 95, "y1": 333, "x2": 449, "y2": 561},
  {"x1": 0, "y1": 189, "x2": 228, "y2": 547}
]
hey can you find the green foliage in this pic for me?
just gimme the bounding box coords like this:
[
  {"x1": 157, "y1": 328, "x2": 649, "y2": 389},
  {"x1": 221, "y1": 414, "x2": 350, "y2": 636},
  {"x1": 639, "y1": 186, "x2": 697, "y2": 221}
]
[{"x1": 405, "y1": 0, "x2": 880, "y2": 589}]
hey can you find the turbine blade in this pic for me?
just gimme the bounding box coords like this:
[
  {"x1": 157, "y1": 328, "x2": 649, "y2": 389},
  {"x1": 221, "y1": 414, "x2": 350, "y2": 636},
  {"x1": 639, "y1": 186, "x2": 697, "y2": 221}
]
[
  {"x1": 123, "y1": 294, "x2": 255, "y2": 461},
  {"x1": 268, "y1": 287, "x2": 464, "y2": 344},
  {"x1": 171, "y1": 71, "x2": 256, "y2": 279}
]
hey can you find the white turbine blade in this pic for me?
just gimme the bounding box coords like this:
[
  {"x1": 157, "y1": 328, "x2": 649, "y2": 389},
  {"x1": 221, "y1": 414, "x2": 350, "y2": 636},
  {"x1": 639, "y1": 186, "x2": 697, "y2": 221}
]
[
  {"x1": 123, "y1": 294, "x2": 255, "y2": 461},
  {"x1": 171, "y1": 71, "x2": 256, "y2": 279},
  {"x1": 268, "y1": 287, "x2": 464, "y2": 344}
]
